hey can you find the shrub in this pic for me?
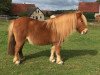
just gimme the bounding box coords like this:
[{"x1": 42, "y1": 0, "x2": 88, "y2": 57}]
[{"x1": 83, "y1": 12, "x2": 95, "y2": 22}]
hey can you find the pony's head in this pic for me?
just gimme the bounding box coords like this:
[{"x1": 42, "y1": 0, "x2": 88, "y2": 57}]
[{"x1": 76, "y1": 11, "x2": 88, "y2": 34}]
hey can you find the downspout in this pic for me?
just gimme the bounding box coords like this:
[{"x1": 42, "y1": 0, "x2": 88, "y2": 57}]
[{"x1": 99, "y1": 4, "x2": 100, "y2": 15}]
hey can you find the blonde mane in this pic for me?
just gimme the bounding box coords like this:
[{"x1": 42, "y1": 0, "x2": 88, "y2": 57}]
[{"x1": 46, "y1": 12, "x2": 77, "y2": 41}]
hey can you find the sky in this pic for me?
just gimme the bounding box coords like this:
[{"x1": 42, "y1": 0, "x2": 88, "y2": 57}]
[{"x1": 12, "y1": 0, "x2": 96, "y2": 10}]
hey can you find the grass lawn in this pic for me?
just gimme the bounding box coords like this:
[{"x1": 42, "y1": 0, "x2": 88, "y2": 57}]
[{"x1": 0, "y1": 20, "x2": 100, "y2": 75}]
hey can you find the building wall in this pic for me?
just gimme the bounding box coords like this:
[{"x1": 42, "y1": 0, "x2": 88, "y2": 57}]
[{"x1": 30, "y1": 9, "x2": 44, "y2": 21}]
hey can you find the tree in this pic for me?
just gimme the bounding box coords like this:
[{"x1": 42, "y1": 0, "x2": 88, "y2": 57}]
[
  {"x1": 96, "y1": 0, "x2": 100, "y2": 2},
  {"x1": 0, "y1": 0, "x2": 12, "y2": 15}
]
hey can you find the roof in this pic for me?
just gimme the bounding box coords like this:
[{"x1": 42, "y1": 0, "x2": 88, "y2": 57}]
[
  {"x1": 12, "y1": 3, "x2": 36, "y2": 15},
  {"x1": 78, "y1": 2, "x2": 100, "y2": 13},
  {"x1": 28, "y1": 7, "x2": 44, "y2": 16}
]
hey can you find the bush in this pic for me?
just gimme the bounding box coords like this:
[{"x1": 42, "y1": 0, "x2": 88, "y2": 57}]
[
  {"x1": 83, "y1": 12, "x2": 95, "y2": 22},
  {"x1": 18, "y1": 12, "x2": 28, "y2": 17}
]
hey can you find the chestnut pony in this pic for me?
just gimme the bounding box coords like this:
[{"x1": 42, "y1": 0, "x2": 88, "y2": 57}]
[{"x1": 8, "y1": 11, "x2": 88, "y2": 65}]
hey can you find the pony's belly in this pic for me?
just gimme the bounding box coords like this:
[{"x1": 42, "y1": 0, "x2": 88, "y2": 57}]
[
  {"x1": 26, "y1": 37, "x2": 51, "y2": 45},
  {"x1": 27, "y1": 37, "x2": 33, "y2": 45}
]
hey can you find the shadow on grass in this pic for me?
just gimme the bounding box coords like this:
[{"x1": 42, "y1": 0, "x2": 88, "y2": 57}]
[
  {"x1": 61, "y1": 49, "x2": 98, "y2": 61},
  {"x1": 25, "y1": 49, "x2": 98, "y2": 62}
]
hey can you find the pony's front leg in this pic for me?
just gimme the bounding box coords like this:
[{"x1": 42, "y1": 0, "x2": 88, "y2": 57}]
[
  {"x1": 49, "y1": 46, "x2": 56, "y2": 63},
  {"x1": 55, "y1": 45, "x2": 63, "y2": 64}
]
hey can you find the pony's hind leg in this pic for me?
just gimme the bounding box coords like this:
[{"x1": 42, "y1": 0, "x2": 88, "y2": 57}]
[
  {"x1": 49, "y1": 46, "x2": 56, "y2": 63},
  {"x1": 19, "y1": 43, "x2": 25, "y2": 61},
  {"x1": 55, "y1": 44, "x2": 63, "y2": 64},
  {"x1": 13, "y1": 41, "x2": 25, "y2": 65}
]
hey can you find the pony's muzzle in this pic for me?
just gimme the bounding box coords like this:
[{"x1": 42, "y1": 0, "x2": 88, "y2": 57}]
[{"x1": 81, "y1": 28, "x2": 88, "y2": 34}]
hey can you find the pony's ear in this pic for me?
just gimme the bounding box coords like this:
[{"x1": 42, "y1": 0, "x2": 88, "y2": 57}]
[{"x1": 76, "y1": 11, "x2": 83, "y2": 18}]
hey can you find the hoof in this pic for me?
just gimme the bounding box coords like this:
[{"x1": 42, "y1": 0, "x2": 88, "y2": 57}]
[
  {"x1": 56, "y1": 61, "x2": 63, "y2": 65},
  {"x1": 13, "y1": 58, "x2": 20, "y2": 65},
  {"x1": 49, "y1": 58, "x2": 55, "y2": 63},
  {"x1": 50, "y1": 59, "x2": 55, "y2": 63},
  {"x1": 13, "y1": 58, "x2": 17, "y2": 63},
  {"x1": 15, "y1": 61, "x2": 20, "y2": 65}
]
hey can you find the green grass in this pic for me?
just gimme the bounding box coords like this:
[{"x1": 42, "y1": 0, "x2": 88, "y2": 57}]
[{"x1": 0, "y1": 20, "x2": 100, "y2": 75}]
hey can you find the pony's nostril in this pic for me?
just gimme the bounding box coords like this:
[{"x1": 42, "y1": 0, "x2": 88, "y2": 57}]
[
  {"x1": 81, "y1": 28, "x2": 88, "y2": 34},
  {"x1": 85, "y1": 29, "x2": 88, "y2": 34},
  {"x1": 84, "y1": 28, "x2": 88, "y2": 34},
  {"x1": 81, "y1": 31, "x2": 84, "y2": 34}
]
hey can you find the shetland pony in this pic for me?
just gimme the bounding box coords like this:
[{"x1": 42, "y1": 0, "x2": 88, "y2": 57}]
[{"x1": 8, "y1": 11, "x2": 88, "y2": 65}]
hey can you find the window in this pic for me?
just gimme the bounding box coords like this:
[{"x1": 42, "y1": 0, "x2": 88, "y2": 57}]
[
  {"x1": 38, "y1": 10, "x2": 39, "y2": 13},
  {"x1": 36, "y1": 10, "x2": 39, "y2": 13},
  {"x1": 33, "y1": 16, "x2": 34, "y2": 18},
  {"x1": 40, "y1": 16, "x2": 42, "y2": 19},
  {"x1": 36, "y1": 16, "x2": 38, "y2": 19}
]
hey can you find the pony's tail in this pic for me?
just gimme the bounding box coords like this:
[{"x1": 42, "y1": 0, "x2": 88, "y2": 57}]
[{"x1": 7, "y1": 20, "x2": 16, "y2": 55}]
